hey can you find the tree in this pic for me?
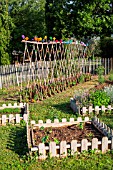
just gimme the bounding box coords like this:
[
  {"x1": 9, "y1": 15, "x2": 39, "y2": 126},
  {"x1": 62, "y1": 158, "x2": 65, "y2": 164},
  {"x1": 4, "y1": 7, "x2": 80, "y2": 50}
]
[
  {"x1": 45, "y1": 0, "x2": 113, "y2": 39},
  {"x1": 9, "y1": 0, "x2": 46, "y2": 51},
  {"x1": 0, "y1": 0, "x2": 14, "y2": 65},
  {"x1": 45, "y1": 0, "x2": 68, "y2": 39}
]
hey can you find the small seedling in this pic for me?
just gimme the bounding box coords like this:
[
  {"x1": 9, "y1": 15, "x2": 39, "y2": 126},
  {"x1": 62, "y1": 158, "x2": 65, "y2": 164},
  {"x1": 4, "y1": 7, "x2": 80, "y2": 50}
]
[
  {"x1": 40, "y1": 126, "x2": 44, "y2": 130},
  {"x1": 54, "y1": 138, "x2": 60, "y2": 144},
  {"x1": 86, "y1": 132, "x2": 93, "y2": 138},
  {"x1": 41, "y1": 135, "x2": 49, "y2": 143},
  {"x1": 77, "y1": 122, "x2": 84, "y2": 130}
]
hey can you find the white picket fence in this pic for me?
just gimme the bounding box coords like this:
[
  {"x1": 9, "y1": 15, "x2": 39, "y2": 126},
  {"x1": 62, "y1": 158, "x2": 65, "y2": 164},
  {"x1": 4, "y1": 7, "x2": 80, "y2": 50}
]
[
  {"x1": 27, "y1": 117, "x2": 113, "y2": 160},
  {"x1": 70, "y1": 98, "x2": 113, "y2": 115},
  {"x1": 0, "y1": 103, "x2": 29, "y2": 125}
]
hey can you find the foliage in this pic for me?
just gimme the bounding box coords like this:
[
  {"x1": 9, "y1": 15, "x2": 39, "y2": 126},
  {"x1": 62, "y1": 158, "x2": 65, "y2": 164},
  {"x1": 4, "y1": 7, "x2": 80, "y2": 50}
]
[
  {"x1": 0, "y1": 0, "x2": 14, "y2": 65},
  {"x1": 78, "y1": 74, "x2": 85, "y2": 83},
  {"x1": 96, "y1": 66, "x2": 105, "y2": 76},
  {"x1": 96, "y1": 66, "x2": 105, "y2": 84},
  {"x1": 45, "y1": 0, "x2": 112, "y2": 38},
  {"x1": 108, "y1": 72, "x2": 113, "y2": 81},
  {"x1": 98, "y1": 75, "x2": 105, "y2": 84},
  {"x1": 104, "y1": 85, "x2": 113, "y2": 103},
  {"x1": 0, "y1": 77, "x2": 113, "y2": 169},
  {"x1": 0, "y1": 108, "x2": 20, "y2": 114},
  {"x1": 98, "y1": 37, "x2": 113, "y2": 58},
  {"x1": 89, "y1": 90, "x2": 110, "y2": 107},
  {"x1": 9, "y1": 0, "x2": 46, "y2": 52}
]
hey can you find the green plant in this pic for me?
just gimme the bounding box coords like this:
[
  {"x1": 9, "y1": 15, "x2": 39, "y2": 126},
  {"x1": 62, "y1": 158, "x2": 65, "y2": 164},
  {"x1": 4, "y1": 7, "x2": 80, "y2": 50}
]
[
  {"x1": 89, "y1": 90, "x2": 110, "y2": 107},
  {"x1": 108, "y1": 73, "x2": 113, "y2": 81},
  {"x1": 86, "y1": 132, "x2": 93, "y2": 138},
  {"x1": 96, "y1": 66, "x2": 105, "y2": 76},
  {"x1": 98, "y1": 75, "x2": 105, "y2": 84},
  {"x1": 54, "y1": 138, "x2": 60, "y2": 144},
  {"x1": 77, "y1": 122, "x2": 84, "y2": 129},
  {"x1": 0, "y1": 108, "x2": 20, "y2": 114},
  {"x1": 41, "y1": 135, "x2": 49, "y2": 143},
  {"x1": 104, "y1": 85, "x2": 113, "y2": 103},
  {"x1": 78, "y1": 74, "x2": 85, "y2": 83},
  {"x1": 40, "y1": 126, "x2": 44, "y2": 131}
]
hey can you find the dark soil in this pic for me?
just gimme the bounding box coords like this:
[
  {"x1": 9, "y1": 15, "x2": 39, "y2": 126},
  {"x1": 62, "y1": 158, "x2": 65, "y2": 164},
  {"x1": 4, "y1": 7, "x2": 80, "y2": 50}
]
[
  {"x1": 94, "y1": 80, "x2": 113, "y2": 90},
  {"x1": 33, "y1": 122, "x2": 105, "y2": 145}
]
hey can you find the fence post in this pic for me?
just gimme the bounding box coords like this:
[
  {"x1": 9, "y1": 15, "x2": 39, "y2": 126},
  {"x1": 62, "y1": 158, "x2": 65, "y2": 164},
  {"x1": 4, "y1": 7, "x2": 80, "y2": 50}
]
[{"x1": 0, "y1": 74, "x2": 2, "y2": 89}]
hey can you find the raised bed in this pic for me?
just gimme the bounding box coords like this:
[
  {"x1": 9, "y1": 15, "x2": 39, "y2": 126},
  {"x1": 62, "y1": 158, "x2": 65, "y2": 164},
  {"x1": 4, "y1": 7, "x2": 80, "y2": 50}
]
[
  {"x1": 0, "y1": 103, "x2": 29, "y2": 125},
  {"x1": 70, "y1": 98, "x2": 113, "y2": 115},
  {"x1": 27, "y1": 117, "x2": 113, "y2": 160}
]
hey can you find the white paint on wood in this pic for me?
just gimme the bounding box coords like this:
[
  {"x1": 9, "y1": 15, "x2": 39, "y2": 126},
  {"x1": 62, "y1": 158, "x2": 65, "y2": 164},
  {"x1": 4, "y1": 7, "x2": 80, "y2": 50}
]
[
  {"x1": 81, "y1": 139, "x2": 88, "y2": 151},
  {"x1": 102, "y1": 137, "x2": 108, "y2": 153},
  {"x1": 71, "y1": 140, "x2": 77, "y2": 155},
  {"x1": 16, "y1": 114, "x2": 20, "y2": 124},
  {"x1": 60, "y1": 141, "x2": 67, "y2": 157},
  {"x1": 49, "y1": 142, "x2": 56, "y2": 157},
  {"x1": 38, "y1": 143, "x2": 46, "y2": 160},
  {"x1": 46, "y1": 119, "x2": 51, "y2": 123},
  {"x1": 92, "y1": 138, "x2": 98, "y2": 150},
  {"x1": 2, "y1": 115, "x2": 6, "y2": 125}
]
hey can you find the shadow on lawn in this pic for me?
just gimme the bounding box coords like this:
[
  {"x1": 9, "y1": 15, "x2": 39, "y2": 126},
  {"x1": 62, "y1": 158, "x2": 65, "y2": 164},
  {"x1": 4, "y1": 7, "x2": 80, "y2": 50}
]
[
  {"x1": 52, "y1": 101, "x2": 75, "y2": 115},
  {"x1": 7, "y1": 125, "x2": 29, "y2": 157},
  {"x1": 99, "y1": 114, "x2": 113, "y2": 129}
]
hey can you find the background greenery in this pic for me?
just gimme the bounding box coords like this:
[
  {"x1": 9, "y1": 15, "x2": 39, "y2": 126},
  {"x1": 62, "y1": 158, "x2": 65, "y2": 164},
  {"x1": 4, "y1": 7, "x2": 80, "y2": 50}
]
[{"x1": 0, "y1": 0, "x2": 113, "y2": 65}]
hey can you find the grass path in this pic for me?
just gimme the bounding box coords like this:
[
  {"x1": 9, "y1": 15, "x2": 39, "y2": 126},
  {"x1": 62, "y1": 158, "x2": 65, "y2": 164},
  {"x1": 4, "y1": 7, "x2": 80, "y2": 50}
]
[
  {"x1": 29, "y1": 76, "x2": 99, "y2": 122},
  {"x1": 1, "y1": 76, "x2": 113, "y2": 170}
]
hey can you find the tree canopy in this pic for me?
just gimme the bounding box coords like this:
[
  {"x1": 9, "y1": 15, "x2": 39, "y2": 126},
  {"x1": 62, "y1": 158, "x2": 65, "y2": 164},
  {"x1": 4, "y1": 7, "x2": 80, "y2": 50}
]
[{"x1": 0, "y1": 0, "x2": 113, "y2": 65}]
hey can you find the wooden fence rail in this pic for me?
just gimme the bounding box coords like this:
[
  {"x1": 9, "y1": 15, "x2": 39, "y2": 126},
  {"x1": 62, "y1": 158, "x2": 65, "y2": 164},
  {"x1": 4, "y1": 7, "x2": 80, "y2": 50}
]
[
  {"x1": 0, "y1": 57, "x2": 113, "y2": 89},
  {"x1": 27, "y1": 117, "x2": 113, "y2": 160},
  {"x1": 70, "y1": 98, "x2": 113, "y2": 115},
  {"x1": 0, "y1": 103, "x2": 29, "y2": 125}
]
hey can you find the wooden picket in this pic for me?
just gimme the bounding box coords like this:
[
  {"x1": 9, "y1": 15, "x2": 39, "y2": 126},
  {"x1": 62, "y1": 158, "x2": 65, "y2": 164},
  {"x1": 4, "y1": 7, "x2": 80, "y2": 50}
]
[
  {"x1": 70, "y1": 98, "x2": 113, "y2": 115},
  {"x1": 0, "y1": 56, "x2": 113, "y2": 89},
  {"x1": 0, "y1": 103, "x2": 29, "y2": 125},
  {"x1": 28, "y1": 117, "x2": 113, "y2": 160}
]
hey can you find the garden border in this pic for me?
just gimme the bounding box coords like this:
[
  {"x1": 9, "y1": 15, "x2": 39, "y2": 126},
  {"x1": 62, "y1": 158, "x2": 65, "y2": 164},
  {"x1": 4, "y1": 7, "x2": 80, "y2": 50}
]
[
  {"x1": 27, "y1": 117, "x2": 113, "y2": 160},
  {"x1": 0, "y1": 103, "x2": 29, "y2": 125},
  {"x1": 70, "y1": 98, "x2": 113, "y2": 115}
]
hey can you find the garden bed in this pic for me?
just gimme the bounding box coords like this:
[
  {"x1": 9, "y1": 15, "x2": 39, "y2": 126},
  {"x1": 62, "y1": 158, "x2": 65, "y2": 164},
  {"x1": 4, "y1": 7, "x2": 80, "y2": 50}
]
[
  {"x1": 70, "y1": 80, "x2": 113, "y2": 115},
  {"x1": 0, "y1": 103, "x2": 29, "y2": 125},
  {"x1": 27, "y1": 117, "x2": 113, "y2": 160}
]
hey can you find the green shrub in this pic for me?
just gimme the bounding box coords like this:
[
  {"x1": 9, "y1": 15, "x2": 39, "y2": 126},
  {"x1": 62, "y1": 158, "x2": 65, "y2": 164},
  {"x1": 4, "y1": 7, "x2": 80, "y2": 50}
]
[
  {"x1": 108, "y1": 73, "x2": 113, "y2": 81},
  {"x1": 89, "y1": 90, "x2": 110, "y2": 107},
  {"x1": 78, "y1": 74, "x2": 85, "y2": 83},
  {"x1": 96, "y1": 66, "x2": 105, "y2": 76},
  {"x1": 98, "y1": 75, "x2": 105, "y2": 84},
  {"x1": 98, "y1": 37, "x2": 113, "y2": 58}
]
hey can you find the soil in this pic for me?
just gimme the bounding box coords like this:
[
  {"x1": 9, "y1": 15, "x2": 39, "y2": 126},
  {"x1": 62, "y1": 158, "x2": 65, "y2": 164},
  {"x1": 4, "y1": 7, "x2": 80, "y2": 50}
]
[
  {"x1": 33, "y1": 122, "x2": 105, "y2": 145},
  {"x1": 93, "y1": 80, "x2": 113, "y2": 91}
]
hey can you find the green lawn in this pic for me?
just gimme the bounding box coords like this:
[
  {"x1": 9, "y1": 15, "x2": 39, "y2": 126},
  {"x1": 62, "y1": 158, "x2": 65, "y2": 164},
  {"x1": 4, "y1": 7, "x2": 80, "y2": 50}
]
[{"x1": 0, "y1": 78, "x2": 113, "y2": 170}]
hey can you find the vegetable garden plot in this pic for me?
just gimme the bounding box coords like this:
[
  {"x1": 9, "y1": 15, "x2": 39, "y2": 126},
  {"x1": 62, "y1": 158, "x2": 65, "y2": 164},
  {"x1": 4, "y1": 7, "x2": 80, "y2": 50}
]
[{"x1": 27, "y1": 117, "x2": 113, "y2": 160}]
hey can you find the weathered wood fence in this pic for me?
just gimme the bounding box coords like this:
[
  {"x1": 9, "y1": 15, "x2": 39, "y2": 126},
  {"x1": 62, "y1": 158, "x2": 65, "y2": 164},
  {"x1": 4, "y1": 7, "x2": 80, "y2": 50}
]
[
  {"x1": 0, "y1": 57, "x2": 113, "y2": 89},
  {"x1": 27, "y1": 117, "x2": 113, "y2": 160},
  {"x1": 0, "y1": 103, "x2": 29, "y2": 125}
]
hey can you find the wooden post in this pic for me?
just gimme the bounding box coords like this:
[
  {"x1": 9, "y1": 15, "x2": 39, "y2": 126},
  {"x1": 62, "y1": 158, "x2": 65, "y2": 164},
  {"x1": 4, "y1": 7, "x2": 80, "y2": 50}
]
[
  {"x1": 38, "y1": 143, "x2": 46, "y2": 160},
  {"x1": 92, "y1": 138, "x2": 98, "y2": 150},
  {"x1": 60, "y1": 141, "x2": 67, "y2": 157},
  {"x1": 71, "y1": 140, "x2": 77, "y2": 155},
  {"x1": 81, "y1": 139, "x2": 88, "y2": 151},
  {"x1": 102, "y1": 137, "x2": 108, "y2": 153},
  {"x1": 49, "y1": 142, "x2": 56, "y2": 157}
]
